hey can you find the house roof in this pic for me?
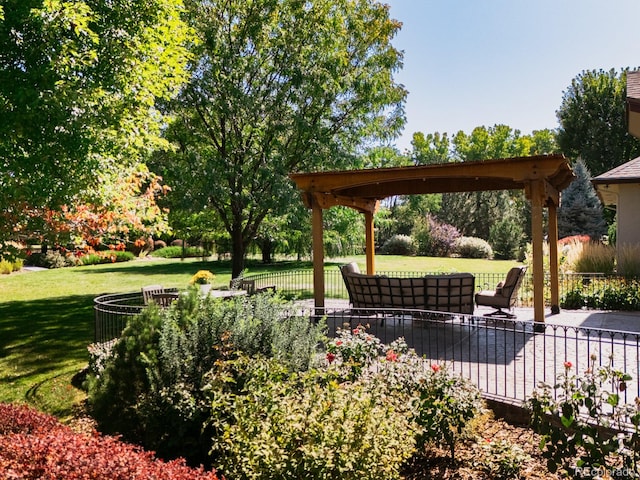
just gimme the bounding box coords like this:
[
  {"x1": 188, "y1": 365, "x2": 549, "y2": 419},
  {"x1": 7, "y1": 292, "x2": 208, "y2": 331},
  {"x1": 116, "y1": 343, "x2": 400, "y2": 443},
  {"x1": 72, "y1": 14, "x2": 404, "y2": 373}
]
[{"x1": 592, "y1": 156, "x2": 640, "y2": 185}]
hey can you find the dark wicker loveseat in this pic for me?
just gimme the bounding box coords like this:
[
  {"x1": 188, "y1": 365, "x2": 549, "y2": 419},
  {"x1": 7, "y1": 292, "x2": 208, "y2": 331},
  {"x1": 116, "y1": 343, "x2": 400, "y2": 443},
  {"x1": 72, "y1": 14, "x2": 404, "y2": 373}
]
[{"x1": 340, "y1": 263, "x2": 475, "y2": 314}]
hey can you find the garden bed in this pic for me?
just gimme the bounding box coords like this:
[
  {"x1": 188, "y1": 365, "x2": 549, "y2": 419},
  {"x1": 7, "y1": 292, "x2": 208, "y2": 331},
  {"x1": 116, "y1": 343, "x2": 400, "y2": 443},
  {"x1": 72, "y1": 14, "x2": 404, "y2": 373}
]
[
  {"x1": 402, "y1": 413, "x2": 558, "y2": 479},
  {"x1": 68, "y1": 405, "x2": 559, "y2": 480}
]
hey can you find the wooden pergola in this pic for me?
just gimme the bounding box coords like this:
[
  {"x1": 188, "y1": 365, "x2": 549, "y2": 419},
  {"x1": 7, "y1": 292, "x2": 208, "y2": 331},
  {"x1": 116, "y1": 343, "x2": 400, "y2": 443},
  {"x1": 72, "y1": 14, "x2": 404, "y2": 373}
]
[{"x1": 290, "y1": 154, "x2": 575, "y2": 323}]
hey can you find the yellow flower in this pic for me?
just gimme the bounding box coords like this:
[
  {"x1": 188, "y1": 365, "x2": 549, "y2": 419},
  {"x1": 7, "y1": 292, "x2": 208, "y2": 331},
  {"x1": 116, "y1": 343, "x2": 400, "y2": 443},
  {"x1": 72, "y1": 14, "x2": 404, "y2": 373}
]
[{"x1": 190, "y1": 270, "x2": 215, "y2": 285}]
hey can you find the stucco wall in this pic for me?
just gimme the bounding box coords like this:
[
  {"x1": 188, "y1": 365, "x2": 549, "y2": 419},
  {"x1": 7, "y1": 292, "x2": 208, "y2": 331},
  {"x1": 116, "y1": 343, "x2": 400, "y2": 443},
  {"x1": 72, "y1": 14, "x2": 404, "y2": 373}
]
[{"x1": 617, "y1": 184, "x2": 640, "y2": 245}]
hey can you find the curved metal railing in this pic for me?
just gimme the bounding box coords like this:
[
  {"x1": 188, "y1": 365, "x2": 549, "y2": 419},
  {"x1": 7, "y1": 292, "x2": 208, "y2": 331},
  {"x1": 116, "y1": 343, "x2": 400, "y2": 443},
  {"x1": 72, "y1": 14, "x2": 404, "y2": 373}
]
[
  {"x1": 93, "y1": 270, "x2": 627, "y2": 343},
  {"x1": 93, "y1": 289, "x2": 178, "y2": 343}
]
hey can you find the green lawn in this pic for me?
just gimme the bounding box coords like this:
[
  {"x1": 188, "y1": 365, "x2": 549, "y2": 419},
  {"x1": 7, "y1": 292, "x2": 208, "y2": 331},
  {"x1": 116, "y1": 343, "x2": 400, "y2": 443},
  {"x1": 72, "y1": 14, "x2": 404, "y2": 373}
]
[{"x1": 0, "y1": 255, "x2": 520, "y2": 420}]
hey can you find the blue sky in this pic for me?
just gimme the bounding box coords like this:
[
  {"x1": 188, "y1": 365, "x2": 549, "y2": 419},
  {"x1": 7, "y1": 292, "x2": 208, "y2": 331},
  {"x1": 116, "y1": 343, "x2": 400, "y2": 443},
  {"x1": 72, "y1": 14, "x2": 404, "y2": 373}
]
[{"x1": 385, "y1": 0, "x2": 640, "y2": 151}]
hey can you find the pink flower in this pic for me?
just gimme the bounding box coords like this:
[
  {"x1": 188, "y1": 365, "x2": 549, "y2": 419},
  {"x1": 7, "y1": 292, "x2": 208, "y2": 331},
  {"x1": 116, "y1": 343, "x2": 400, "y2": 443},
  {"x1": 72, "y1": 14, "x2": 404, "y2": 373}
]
[
  {"x1": 564, "y1": 361, "x2": 572, "y2": 369},
  {"x1": 386, "y1": 350, "x2": 398, "y2": 362},
  {"x1": 326, "y1": 352, "x2": 336, "y2": 364},
  {"x1": 335, "y1": 340, "x2": 342, "y2": 346},
  {"x1": 431, "y1": 364, "x2": 440, "y2": 373}
]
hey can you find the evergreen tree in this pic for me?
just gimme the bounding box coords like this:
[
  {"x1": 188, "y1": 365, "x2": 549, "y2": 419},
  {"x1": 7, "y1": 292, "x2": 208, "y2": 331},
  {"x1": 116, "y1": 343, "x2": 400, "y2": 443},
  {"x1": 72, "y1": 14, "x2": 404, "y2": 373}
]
[{"x1": 558, "y1": 158, "x2": 607, "y2": 240}]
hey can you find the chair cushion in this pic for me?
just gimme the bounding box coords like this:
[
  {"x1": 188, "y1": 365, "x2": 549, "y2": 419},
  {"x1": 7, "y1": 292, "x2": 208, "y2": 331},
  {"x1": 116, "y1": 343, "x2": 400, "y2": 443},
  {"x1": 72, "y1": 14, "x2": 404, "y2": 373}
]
[{"x1": 475, "y1": 291, "x2": 510, "y2": 309}]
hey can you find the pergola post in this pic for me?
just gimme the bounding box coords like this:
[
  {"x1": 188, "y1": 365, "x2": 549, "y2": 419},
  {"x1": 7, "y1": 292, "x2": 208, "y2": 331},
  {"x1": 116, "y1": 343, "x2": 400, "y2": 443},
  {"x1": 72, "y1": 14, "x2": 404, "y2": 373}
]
[
  {"x1": 311, "y1": 198, "x2": 325, "y2": 315},
  {"x1": 548, "y1": 201, "x2": 560, "y2": 314},
  {"x1": 364, "y1": 210, "x2": 375, "y2": 274},
  {"x1": 530, "y1": 180, "x2": 545, "y2": 324}
]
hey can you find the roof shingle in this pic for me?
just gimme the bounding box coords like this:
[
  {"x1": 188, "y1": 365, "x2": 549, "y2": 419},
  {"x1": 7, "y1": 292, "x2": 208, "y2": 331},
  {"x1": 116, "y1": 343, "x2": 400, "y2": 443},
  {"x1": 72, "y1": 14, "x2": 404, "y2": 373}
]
[
  {"x1": 628, "y1": 71, "x2": 640, "y2": 100},
  {"x1": 592, "y1": 156, "x2": 640, "y2": 184}
]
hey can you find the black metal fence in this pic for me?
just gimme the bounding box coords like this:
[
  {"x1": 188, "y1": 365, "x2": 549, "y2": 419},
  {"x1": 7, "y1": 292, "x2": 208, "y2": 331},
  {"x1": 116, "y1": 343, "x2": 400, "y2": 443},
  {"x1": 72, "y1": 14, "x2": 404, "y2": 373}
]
[
  {"x1": 248, "y1": 269, "x2": 620, "y2": 308},
  {"x1": 93, "y1": 289, "x2": 178, "y2": 343},
  {"x1": 322, "y1": 308, "x2": 640, "y2": 404},
  {"x1": 94, "y1": 271, "x2": 634, "y2": 344}
]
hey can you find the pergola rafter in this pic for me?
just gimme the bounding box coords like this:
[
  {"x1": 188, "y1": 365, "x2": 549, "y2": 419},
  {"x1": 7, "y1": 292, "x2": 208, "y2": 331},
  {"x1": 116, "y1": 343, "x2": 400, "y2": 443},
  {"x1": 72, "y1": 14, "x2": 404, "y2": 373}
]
[{"x1": 290, "y1": 154, "x2": 574, "y2": 323}]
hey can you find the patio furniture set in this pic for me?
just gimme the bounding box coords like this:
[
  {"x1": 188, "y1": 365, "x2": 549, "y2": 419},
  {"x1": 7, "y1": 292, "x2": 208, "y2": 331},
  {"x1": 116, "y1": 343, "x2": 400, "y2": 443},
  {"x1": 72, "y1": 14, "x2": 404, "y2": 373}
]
[
  {"x1": 339, "y1": 262, "x2": 527, "y2": 319},
  {"x1": 141, "y1": 279, "x2": 276, "y2": 308}
]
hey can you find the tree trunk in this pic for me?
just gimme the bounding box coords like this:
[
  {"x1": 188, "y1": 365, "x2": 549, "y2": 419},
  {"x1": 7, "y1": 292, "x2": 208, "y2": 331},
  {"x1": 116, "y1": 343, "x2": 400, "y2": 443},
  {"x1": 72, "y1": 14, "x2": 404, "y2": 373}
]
[
  {"x1": 260, "y1": 238, "x2": 274, "y2": 264},
  {"x1": 230, "y1": 226, "x2": 246, "y2": 279}
]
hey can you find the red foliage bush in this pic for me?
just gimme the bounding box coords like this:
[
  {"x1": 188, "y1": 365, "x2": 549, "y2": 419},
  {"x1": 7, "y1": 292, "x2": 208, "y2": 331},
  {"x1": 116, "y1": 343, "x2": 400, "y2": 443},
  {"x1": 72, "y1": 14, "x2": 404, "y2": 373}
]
[
  {"x1": 0, "y1": 403, "x2": 60, "y2": 435},
  {"x1": 558, "y1": 234, "x2": 591, "y2": 246},
  {"x1": 0, "y1": 403, "x2": 221, "y2": 480}
]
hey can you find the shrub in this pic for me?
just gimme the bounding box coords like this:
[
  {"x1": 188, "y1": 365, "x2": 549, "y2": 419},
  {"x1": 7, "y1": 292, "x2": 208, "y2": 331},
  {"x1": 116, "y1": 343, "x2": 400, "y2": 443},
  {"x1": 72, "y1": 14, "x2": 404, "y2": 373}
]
[
  {"x1": 87, "y1": 306, "x2": 164, "y2": 443},
  {"x1": 380, "y1": 234, "x2": 416, "y2": 255},
  {"x1": 489, "y1": 217, "x2": 523, "y2": 260},
  {"x1": 81, "y1": 250, "x2": 135, "y2": 265},
  {"x1": 326, "y1": 328, "x2": 483, "y2": 461},
  {"x1": 88, "y1": 293, "x2": 325, "y2": 464},
  {"x1": 617, "y1": 244, "x2": 640, "y2": 277},
  {"x1": 598, "y1": 280, "x2": 640, "y2": 310},
  {"x1": 413, "y1": 363, "x2": 484, "y2": 460},
  {"x1": 209, "y1": 356, "x2": 418, "y2": 480},
  {"x1": 560, "y1": 287, "x2": 586, "y2": 310},
  {"x1": 64, "y1": 253, "x2": 83, "y2": 266},
  {"x1": 455, "y1": 236, "x2": 493, "y2": 259},
  {"x1": 562, "y1": 279, "x2": 640, "y2": 311},
  {"x1": 413, "y1": 214, "x2": 460, "y2": 257},
  {"x1": 0, "y1": 403, "x2": 60, "y2": 435},
  {"x1": 151, "y1": 246, "x2": 206, "y2": 258},
  {"x1": 326, "y1": 325, "x2": 386, "y2": 380},
  {"x1": 0, "y1": 257, "x2": 24, "y2": 273},
  {"x1": 0, "y1": 404, "x2": 221, "y2": 480},
  {"x1": 87, "y1": 342, "x2": 115, "y2": 376},
  {"x1": 526, "y1": 357, "x2": 640, "y2": 477},
  {"x1": 0, "y1": 259, "x2": 12, "y2": 274},
  {"x1": 27, "y1": 251, "x2": 66, "y2": 269},
  {"x1": 558, "y1": 234, "x2": 591, "y2": 246},
  {"x1": 12, "y1": 257, "x2": 24, "y2": 271},
  {"x1": 473, "y1": 437, "x2": 531, "y2": 480}
]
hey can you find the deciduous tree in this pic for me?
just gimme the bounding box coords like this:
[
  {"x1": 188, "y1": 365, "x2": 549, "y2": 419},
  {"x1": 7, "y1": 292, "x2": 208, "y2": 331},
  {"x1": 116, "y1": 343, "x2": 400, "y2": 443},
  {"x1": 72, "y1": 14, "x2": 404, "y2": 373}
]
[
  {"x1": 156, "y1": 0, "x2": 406, "y2": 277},
  {"x1": 557, "y1": 68, "x2": 640, "y2": 176},
  {"x1": 0, "y1": 0, "x2": 192, "y2": 254},
  {"x1": 437, "y1": 126, "x2": 558, "y2": 242}
]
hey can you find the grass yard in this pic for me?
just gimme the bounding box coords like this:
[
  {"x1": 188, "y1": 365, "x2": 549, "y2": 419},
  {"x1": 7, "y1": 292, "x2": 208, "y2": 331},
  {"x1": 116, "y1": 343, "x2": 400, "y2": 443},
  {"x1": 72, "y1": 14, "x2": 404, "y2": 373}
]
[{"x1": 0, "y1": 254, "x2": 520, "y2": 420}]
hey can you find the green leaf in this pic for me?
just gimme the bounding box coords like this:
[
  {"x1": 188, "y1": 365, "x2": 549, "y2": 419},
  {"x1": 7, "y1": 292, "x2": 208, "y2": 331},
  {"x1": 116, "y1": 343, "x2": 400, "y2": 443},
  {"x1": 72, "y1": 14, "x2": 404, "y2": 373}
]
[
  {"x1": 607, "y1": 393, "x2": 619, "y2": 407},
  {"x1": 561, "y1": 415, "x2": 574, "y2": 429}
]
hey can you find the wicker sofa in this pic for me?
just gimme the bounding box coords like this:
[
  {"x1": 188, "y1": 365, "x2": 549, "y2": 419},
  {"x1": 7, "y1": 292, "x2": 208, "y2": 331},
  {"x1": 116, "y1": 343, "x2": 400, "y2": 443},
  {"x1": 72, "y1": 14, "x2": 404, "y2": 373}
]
[{"x1": 340, "y1": 263, "x2": 475, "y2": 314}]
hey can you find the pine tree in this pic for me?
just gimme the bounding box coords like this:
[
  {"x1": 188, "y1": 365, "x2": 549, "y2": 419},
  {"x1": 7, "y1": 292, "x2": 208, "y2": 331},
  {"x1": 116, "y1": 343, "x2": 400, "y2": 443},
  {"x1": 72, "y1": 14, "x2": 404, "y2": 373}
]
[{"x1": 558, "y1": 158, "x2": 607, "y2": 239}]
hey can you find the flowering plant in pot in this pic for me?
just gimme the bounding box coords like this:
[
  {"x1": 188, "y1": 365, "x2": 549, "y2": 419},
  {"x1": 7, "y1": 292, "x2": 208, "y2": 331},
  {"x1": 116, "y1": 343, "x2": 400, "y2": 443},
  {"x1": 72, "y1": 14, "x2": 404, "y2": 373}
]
[{"x1": 190, "y1": 270, "x2": 215, "y2": 294}]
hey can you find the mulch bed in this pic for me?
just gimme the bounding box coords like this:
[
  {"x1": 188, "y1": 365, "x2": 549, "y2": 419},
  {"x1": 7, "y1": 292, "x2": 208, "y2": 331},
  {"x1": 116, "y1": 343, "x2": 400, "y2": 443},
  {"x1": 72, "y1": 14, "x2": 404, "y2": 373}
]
[{"x1": 401, "y1": 413, "x2": 560, "y2": 480}]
